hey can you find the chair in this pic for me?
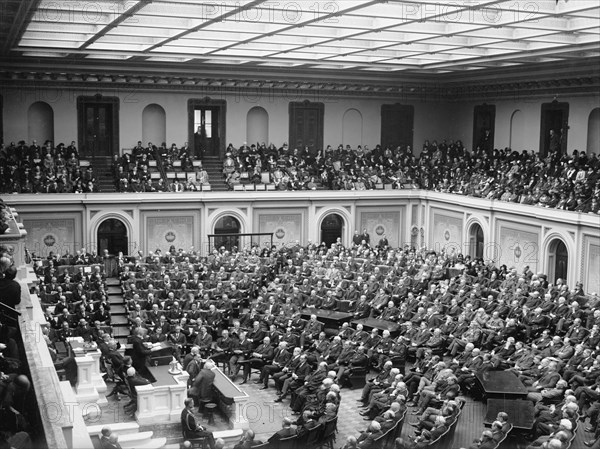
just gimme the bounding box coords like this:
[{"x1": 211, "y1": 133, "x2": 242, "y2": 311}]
[
  {"x1": 277, "y1": 434, "x2": 297, "y2": 449},
  {"x1": 316, "y1": 417, "x2": 338, "y2": 449},
  {"x1": 301, "y1": 423, "x2": 323, "y2": 449},
  {"x1": 185, "y1": 437, "x2": 209, "y2": 449}
]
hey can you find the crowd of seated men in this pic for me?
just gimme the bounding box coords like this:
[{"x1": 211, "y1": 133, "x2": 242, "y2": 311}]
[
  {"x1": 216, "y1": 140, "x2": 600, "y2": 213},
  {"x1": 0, "y1": 140, "x2": 99, "y2": 194},
  {"x1": 117, "y1": 233, "x2": 600, "y2": 448},
  {"x1": 113, "y1": 141, "x2": 210, "y2": 192},
  {"x1": 30, "y1": 250, "x2": 113, "y2": 340}
]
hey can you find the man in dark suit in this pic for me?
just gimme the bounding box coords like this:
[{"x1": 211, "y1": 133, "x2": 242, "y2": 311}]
[
  {"x1": 169, "y1": 325, "x2": 187, "y2": 360},
  {"x1": 188, "y1": 360, "x2": 216, "y2": 407},
  {"x1": 273, "y1": 346, "x2": 302, "y2": 394},
  {"x1": 357, "y1": 420, "x2": 383, "y2": 448},
  {"x1": 124, "y1": 367, "x2": 151, "y2": 416},
  {"x1": 241, "y1": 336, "x2": 274, "y2": 384},
  {"x1": 130, "y1": 328, "x2": 156, "y2": 383},
  {"x1": 229, "y1": 331, "x2": 252, "y2": 381},
  {"x1": 257, "y1": 341, "x2": 290, "y2": 389},
  {"x1": 268, "y1": 417, "x2": 297, "y2": 444},
  {"x1": 275, "y1": 354, "x2": 311, "y2": 402},
  {"x1": 181, "y1": 398, "x2": 216, "y2": 448}
]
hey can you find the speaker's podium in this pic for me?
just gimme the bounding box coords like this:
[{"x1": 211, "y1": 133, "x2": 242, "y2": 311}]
[{"x1": 124, "y1": 341, "x2": 175, "y2": 366}]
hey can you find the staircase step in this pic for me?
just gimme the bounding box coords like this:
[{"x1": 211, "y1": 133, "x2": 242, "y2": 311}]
[
  {"x1": 123, "y1": 437, "x2": 166, "y2": 449},
  {"x1": 111, "y1": 305, "x2": 127, "y2": 315},
  {"x1": 118, "y1": 431, "x2": 154, "y2": 448},
  {"x1": 114, "y1": 327, "x2": 130, "y2": 337},
  {"x1": 107, "y1": 286, "x2": 122, "y2": 294},
  {"x1": 112, "y1": 315, "x2": 129, "y2": 325},
  {"x1": 106, "y1": 278, "x2": 120, "y2": 286},
  {"x1": 87, "y1": 422, "x2": 140, "y2": 436}
]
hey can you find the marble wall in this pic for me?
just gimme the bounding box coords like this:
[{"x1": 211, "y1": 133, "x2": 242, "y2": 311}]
[
  {"x1": 21, "y1": 215, "x2": 81, "y2": 257},
  {"x1": 430, "y1": 208, "x2": 464, "y2": 256},
  {"x1": 8, "y1": 191, "x2": 599, "y2": 291},
  {"x1": 495, "y1": 221, "x2": 541, "y2": 275}
]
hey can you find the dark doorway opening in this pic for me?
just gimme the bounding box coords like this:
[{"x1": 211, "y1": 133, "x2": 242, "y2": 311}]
[
  {"x1": 214, "y1": 216, "x2": 241, "y2": 252},
  {"x1": 381, "y1": 104, "x2": 414, "y2": 152},
  {"x1": 540, "y1": 101, "x2": 569, "y2": 156},
  {"x1": 549, "y1": 239, "x2": 568, "y2": 283},
  {"x1": 473, "y1": 104, "x2": 496, "y2": 155},
  {"x1": 77, "y1": 95, "x2": 119, "y2": 158},
  {"x1": 97, "y1": 218, "x2": 128, "y2": 256},
  {"x1": 289, "y1": 101, "x2": 324, "y2": 152},
  {"x1": 321, "y1": 214, "x2": 344, "y2": 248},
  {"x1": 469, "y1": 223, "x2": 484, "y2": 259},
  {"x1": 188, "y1": 98, "x2": 226, "y2": 159}
]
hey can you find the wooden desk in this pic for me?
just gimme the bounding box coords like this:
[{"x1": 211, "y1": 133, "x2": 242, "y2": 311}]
[
  {"x1": 67, "y1": 337, "x2": 107, "y2": 403},
  {"x1": 135, "y1": 365, "x2": 189, "y2": 425},
  {"x1": 475, "y1": 371, "x2": 528, "y2": 399},
  {"x1": 352, "y1": 318, "x2": 402, "y2": 337},
  {"x1": 301, "y1": 309, "x2": 354, "y2": 328},
  {"x1": 484, "y1": 399, "x2": 534, "y2": 430},
  {"x1": 125, "y1": 341, "x2": 174, "y2": 365}
]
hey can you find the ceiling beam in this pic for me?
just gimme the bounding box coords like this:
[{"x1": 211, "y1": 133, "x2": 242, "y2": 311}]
[
  {"x1": 79, "y1": 0, "x2": 154, "y2": 49},
  {"x1": 2, "y1": 0, "x2": 42, "y2": 54}
]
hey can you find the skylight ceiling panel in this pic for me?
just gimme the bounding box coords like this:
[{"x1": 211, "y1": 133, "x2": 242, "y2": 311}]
[
  {"x1": 158, "y1": 39, "x2": 225, "y2": 50},
  {"x1": 212, "y1": 48, "x2": 273, "y2": 58},
  {"x1": 350, "y1": 2, "x2": 422, "y2": 19},
  {"x1": 325, "y1": 54, "x2": 389, "y2": 63},
  {"x1": 182, "y1": 30, "x2": 250, "y2": 42},
  {"x1": 140, "y1": 2, "x2": 237, "y2": 19},
  {"x1": 150, "y1": 45, "x2": 211, "y2": 54},
  {"x1": 343, "y1": 38, "x2": 400, "y2": 49},
  {"x1": 19, "y1": 38, "x2": 81, "y2": 49},
  {"x1": 280, "y1": 25, "x2": 353, "y2": 39},
  {"x1": 389, "y1": 21, "x2": 447, "y2": 35},
  {"x1": 25, "y1": 22, "x2": 99, "y2": 34},
  {"x1": 568, "y1": 17, "x2": 600, "y2": 32},
  {"x1": 92, "y1": 34, "x2": 158, "y2": 46},
  {"x1": 105, "y1": 25, "x2": 174, "y2": 39},
  {"x1": 252, "y1": 34, "x2": 312, "y2": 46},
  {"x1": 21, "y1": 31, "x2": 90, "y2": 42},
  {"x1": 31, "y1": 7, "x2": 112, "y2": 27},
  {"x1": 577, "y1": 34, "x2": 600, "y2": 44},
  {"x1": 126, "y1": 15, "x2": 191, "y2": 30},
  {"x1": 201, "y1": 21, "x2": 284, "y2": 34},
  {"x1": 272, "y1": 51, "x2": 330, "y2": 60},
  {"x1": 87, "y1": 42, "x2": 150, "y2": 52}
]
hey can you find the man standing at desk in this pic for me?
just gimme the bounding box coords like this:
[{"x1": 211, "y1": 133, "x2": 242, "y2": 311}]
[
  {"x1": 189, "y1": 360, "x2": 216, "y2": 408},
  {"x1": 131, "y1": 328, "x2": 156, "y2": 383}
]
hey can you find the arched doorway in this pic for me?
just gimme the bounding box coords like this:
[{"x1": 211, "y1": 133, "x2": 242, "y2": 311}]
[
  {"x1": 320, "y1": 214, "x2": 344, "y2": 248},
  {"x1": 468, "y1": 223, "x2": 484, "y2": 259},
  {"x1": 214, "y1": 216, "x2": 241, "y2": 251},
  {"x1": 97, "y1": 219, "x2": 129, "y2": 256},
  {"x1": 548, "y1": 239, "x2": 568, "y2": 283}
]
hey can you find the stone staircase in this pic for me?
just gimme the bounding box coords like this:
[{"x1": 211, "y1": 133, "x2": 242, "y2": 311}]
[
  {"x1": 106, "y1": 277, "x2": 129, "y2": 347},
  {"x1": 201, "y1": 156, "x2": 228, "y2": 191},
  {"x1": 82, "y1": 157, "x2": 116, "y2": 192},
  {"x1": 88, "y1": 423, "x2": 167, "y2": 449}
]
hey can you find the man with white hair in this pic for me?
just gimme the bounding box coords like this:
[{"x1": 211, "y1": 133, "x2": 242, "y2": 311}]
[
  {"x1": 357, "y1": 420, "x2": 383, "y2": 448},
  {"x1": 189, "y1": 360, "x2": 216, "y2": 408},
  {"x1": 526, "y1": 419, "x2": 573, "y2": 448}
]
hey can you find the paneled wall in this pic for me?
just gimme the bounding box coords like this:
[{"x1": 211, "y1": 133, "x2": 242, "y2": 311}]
[
  {"x1": 4, "y1": 86, "x2": 598, "y2": 155},
  {"x1": 11, "y1": 191, "x2": 600, "y2": 294}
]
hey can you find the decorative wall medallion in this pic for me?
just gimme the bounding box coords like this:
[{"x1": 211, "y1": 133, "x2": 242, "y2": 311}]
[
  {"x1": 444, "y1": 230, "x2": 451, "y2": 241},
  {"x1": 165, "y1": 231, "x2": 177, "y2": 243},
  {"x1": 43, "y1": 234, "x2": 56, "y2": 247},
  {"x1": 375, "y1": 225, "x2": 385, "y2": 236},
  {"x1": 514, "y1": 245, "x2": 522, "y2": 259},
  {"x1": 275, "y1": 228, "x2": 286, "y2": 239}
]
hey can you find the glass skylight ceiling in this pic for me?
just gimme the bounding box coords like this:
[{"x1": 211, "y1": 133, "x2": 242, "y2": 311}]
[{"x1": 14, "y1": 0, "x2": 600, "y2": 72}]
